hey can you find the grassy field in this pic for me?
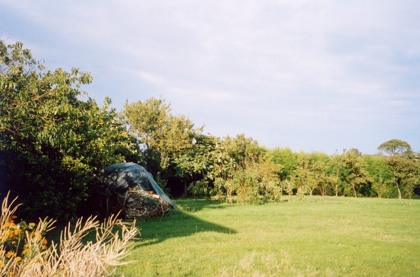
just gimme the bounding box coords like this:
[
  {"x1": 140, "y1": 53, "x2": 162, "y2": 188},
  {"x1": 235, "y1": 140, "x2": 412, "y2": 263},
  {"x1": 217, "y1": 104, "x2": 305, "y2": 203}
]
[{"x1": 117, "y1": 197, "x2": 420, "y2": 276}]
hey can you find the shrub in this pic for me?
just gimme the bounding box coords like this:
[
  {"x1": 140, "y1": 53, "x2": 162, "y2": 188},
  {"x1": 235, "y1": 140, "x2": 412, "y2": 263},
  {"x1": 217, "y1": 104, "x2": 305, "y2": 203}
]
[
  {"x1": 0, "y1": 40, "x2": 138, "y2": 221},
  {"x1": 0, "y1": 192, "x2": 139, "y2": 276}
]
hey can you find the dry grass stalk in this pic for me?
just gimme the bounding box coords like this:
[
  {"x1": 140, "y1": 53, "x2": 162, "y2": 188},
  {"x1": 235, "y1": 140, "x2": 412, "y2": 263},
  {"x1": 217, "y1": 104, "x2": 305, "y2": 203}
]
[{"x1": 1, "y1": 192, "x2": 139, "y2": 276}]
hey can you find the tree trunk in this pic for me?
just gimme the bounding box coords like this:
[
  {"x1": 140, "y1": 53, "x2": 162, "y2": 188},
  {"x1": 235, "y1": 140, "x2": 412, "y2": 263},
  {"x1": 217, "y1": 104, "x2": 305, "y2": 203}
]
[
  {"x1": 335, "y1": 167, "x2": 341, "y2": 197},
  {"x1": 393, "y1": 174, "x2": 402, "y2": 200},
  {"x1": 227, "y1": 189, "x2": 233, "y2": 204},
  {"x1": 351, "y1": 183, "x2": 357, "y2": 198}
]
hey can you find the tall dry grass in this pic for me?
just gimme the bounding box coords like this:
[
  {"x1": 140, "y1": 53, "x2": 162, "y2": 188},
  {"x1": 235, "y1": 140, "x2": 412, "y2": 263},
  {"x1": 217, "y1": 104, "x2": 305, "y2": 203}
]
[{"x1": 1, "y1": 192, "x2": 139, "y2": 276}]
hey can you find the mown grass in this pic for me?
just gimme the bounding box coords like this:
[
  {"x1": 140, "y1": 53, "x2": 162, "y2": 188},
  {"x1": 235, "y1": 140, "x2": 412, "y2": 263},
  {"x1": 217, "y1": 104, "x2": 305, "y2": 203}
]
[{"x1": 118, "y1": 197, "x2": 420, "y2": 276}]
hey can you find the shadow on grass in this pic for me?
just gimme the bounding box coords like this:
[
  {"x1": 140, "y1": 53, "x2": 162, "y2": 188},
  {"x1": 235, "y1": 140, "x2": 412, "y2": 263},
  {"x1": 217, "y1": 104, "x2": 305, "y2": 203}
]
[
  {"x1": 134, "y1": 201, "x2": 237, "y2": 248},
  {"x1": 45, "y1": 199, "x2": 235, "y2": 250},
  {"x1": 172, "y1": 198, "x2": 231, "y2": 212}
]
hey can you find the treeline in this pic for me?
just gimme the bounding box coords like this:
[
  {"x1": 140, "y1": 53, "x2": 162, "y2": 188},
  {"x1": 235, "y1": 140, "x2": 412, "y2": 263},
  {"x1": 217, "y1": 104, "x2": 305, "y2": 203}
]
[
  {"x1": 123, "y1": 98, "x2": 420, "y2": 202},
  {"x1": 1, "y1": 41, "x2": 419, "y2": 222}
]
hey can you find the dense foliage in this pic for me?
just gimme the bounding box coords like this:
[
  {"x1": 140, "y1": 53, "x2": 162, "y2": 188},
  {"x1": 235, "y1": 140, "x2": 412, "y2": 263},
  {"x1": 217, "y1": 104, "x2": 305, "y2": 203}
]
[
  {"x1": 122, "y1": 97, "x2": 420, "y2": 201},
  {"x1": 1, "y1": 40, "x2": 419, "y2": 222},
  {"x1": 0, "y1": 41, "x2": 137, "y2": 221}
]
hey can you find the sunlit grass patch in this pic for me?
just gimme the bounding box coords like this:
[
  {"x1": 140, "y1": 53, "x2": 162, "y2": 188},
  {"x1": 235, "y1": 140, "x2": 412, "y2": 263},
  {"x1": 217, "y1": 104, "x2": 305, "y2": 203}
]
[{"x1": 119, "y1": 197, "x2": 420, "y2": 276}]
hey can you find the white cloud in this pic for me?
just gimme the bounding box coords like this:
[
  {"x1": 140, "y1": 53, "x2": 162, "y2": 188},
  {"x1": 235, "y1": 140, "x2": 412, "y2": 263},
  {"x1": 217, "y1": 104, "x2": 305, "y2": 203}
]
[{"x1": 1, "y1": 0, "x2": 420, "y2": 153}]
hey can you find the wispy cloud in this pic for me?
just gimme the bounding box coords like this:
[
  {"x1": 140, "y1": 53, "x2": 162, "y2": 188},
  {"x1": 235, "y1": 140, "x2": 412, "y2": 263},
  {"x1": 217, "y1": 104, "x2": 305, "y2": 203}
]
[{"x1": 1, "y1": 0, "x2": 420, "y2": 153}]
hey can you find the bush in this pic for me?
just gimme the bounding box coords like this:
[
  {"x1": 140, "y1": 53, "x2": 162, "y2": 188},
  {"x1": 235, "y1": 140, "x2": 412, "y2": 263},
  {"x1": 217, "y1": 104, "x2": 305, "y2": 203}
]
[
  {"x1": 0, "y1": 192, "x2": 139, "y2": 276},
  {"x1": 0, "y1": 40, "x2": 138, "y2": 221}
]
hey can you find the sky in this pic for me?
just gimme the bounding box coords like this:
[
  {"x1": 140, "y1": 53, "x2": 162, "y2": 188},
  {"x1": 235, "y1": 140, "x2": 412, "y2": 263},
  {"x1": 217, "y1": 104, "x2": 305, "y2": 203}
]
[{"x1": 1, "y1": 0, "x2": 420, "y2": 155}]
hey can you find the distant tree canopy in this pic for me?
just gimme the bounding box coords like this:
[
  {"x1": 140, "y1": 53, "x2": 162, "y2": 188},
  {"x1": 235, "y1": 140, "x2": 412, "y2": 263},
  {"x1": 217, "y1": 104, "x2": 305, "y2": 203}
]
[
  {"x1": 120, "y1": 95, "x2": 420, "y2": 201},
  {"x1": 378, "y1": 139, "x2": 412, "y2": 156},
  {"x1": 1, "y1": 40, "x2": 420, "y2": 222}
]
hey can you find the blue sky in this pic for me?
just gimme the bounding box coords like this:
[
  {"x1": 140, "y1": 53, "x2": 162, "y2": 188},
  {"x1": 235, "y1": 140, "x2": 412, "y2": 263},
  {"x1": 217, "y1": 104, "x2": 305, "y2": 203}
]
[{"x1": 1, "y1": 0, "x2": 420, "y2": 154}]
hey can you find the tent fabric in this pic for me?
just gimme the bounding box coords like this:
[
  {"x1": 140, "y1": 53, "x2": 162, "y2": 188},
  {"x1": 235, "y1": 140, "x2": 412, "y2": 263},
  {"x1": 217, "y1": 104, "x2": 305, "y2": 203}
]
[{"x1": 102, "y1": 163, "x2": 175, "y2": 217}]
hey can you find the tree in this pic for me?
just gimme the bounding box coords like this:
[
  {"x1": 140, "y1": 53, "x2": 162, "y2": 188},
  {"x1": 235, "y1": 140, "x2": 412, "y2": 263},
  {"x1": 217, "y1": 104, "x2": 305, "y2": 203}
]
[
  {"x1": 325, "y1": 153, "x2": 343, "y2": 197},
  {"x1": 294, "y1": 152, "x2": 331, "y2": 196},
  {"x1": 385, "y1": 155, "x2": 420, "y2": 199},
  {"x1": 122, "y1": 98, "x2": 202, "y2": 193},
  {"x1": 360, "y1": 155, "x2": 393, "y2": 198},
  {"x1": 378, "y1": 139, "x2": 412, "y2": 156},
  {"x1": 338, "y1": 151, "x2": 372, "y2": 197},
  {"x1": 173, "y1": 134, "x2": 220, "y2": 198},
  {"x1": 376, "y1": 140, "x2": 419, "y2": 199},
  {"x1": 253, "y1": 157, "x2": 283, "y2": 201},
  {"x1": 231, "y1": 154, "x2": 282, "y2": 204},
  {"x1": 224, "y1": 134, "x2": 265, "y2": 170},
  {"x1": 271, "y1": 147, "x2": 298, "y2": 182},
  {"x1": 210, "y1": 139, "x2": 238, "y2": 202},
  {"x1": 0, "y1": 40, "x2": 136, "y2": 221}
]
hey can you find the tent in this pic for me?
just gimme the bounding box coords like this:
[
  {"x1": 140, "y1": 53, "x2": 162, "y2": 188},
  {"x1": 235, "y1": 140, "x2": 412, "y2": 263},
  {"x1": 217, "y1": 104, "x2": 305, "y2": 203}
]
[{"x1": 102, "y1": 162, "x2": 175, "y2": 218}]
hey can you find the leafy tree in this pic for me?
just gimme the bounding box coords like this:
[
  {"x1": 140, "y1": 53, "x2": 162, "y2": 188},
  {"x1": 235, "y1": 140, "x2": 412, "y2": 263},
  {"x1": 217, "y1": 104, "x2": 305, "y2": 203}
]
[
  {"x1": 324, "y1": 153, "x2": 343, "y2": 196},
  {"x1": 253, "y1": 157, "x2": 283, "y2": 201},
  {"x1": 174, "y1": 134, "x2": 221, "y2": 198},
  {"x1": 231, "y1": 155, "x2": 282, "y2": 204},
  {"x1": 338, "y1": 151, "x2": 372, "y2": 197},
  {"x1": 223, "y1": 134, "x2": 265, "y2": 170},
  {"x1": 217, "y1": 135, "x2": 269, "y2": 203},
  {"x1": 211, "y1": 140, "x2": 237, "y2": 202},
  {"x1": 271, "y1": 147, "x2": 298, "y2": 181},
  {"x1": 175, "y1": 133, "x2": 281, "y2": 203},
  {"x1": 295, "y1": 152, "x2": 330, "y2": 196},
  {"x1": 0, "y1": 40, "x2": 136, "y2": 221},
  {"x1": 122, "y1": 98, "x2": 202, "y2": 193},
  {"x1": 378, "y1": 139, "x2": 412, "y2": 156},
  {"x1": 376, "y1": 140, "x2": 419, "y2": 199},
  {"x1": 385, "y1": 155, "x2": 419, "y2": 199},
  {"x1": 360, "y1": 155, "x2": 393, "y2": 198}
]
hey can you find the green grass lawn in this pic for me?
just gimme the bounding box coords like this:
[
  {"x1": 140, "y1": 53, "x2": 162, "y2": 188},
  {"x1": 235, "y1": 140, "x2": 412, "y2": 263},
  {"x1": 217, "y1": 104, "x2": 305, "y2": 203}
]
[{"x1": 117, "y1": 197, "x2": 420, "y2": 276}]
